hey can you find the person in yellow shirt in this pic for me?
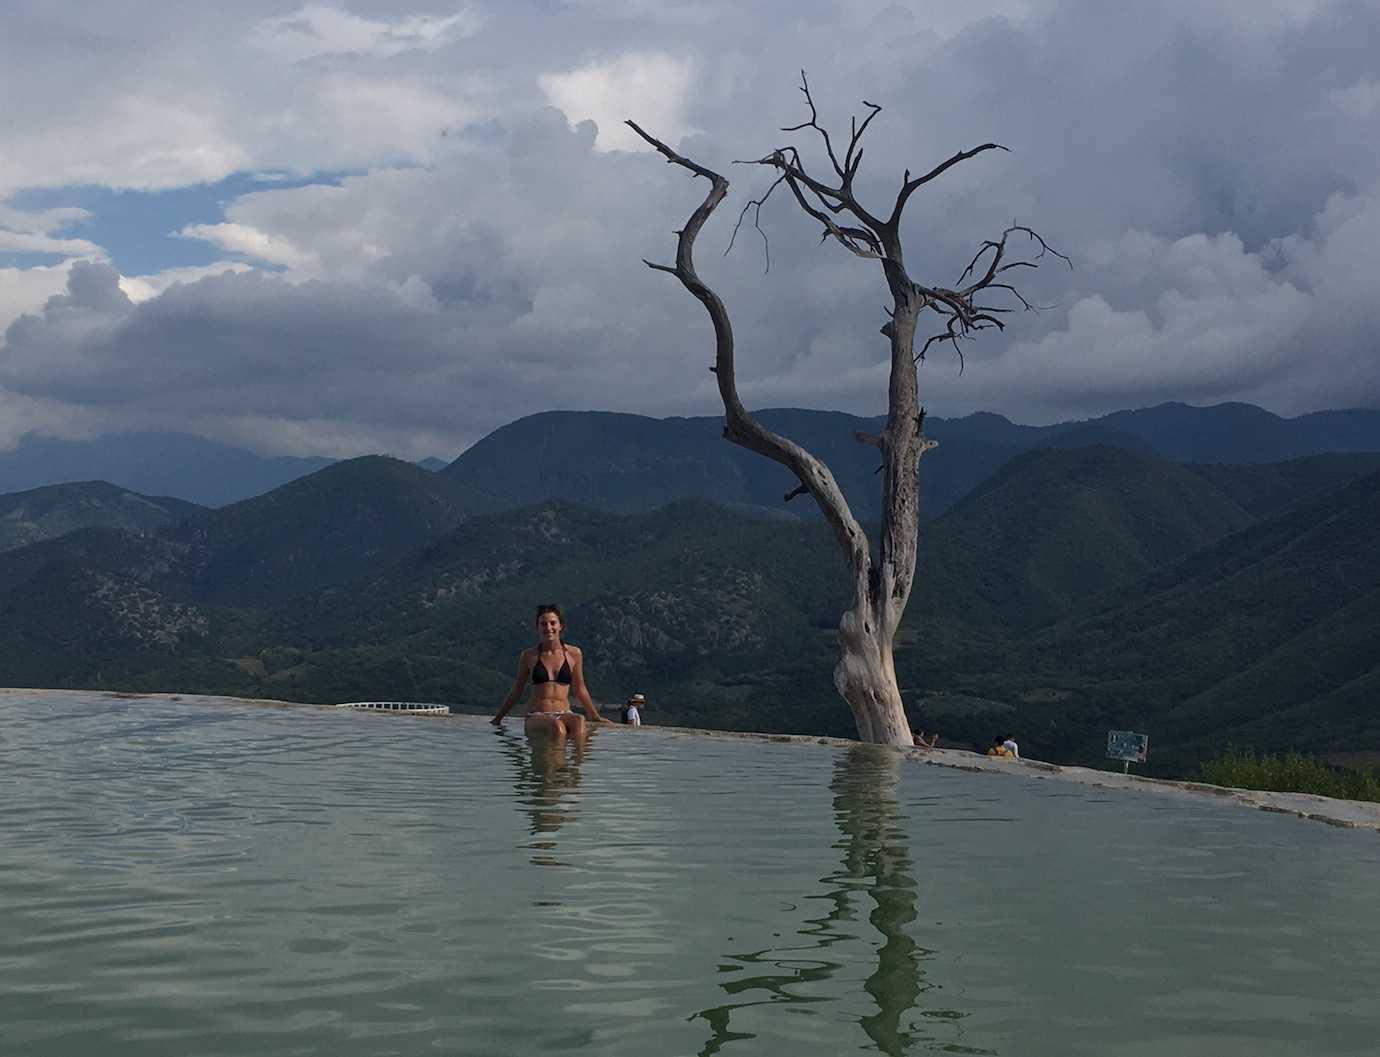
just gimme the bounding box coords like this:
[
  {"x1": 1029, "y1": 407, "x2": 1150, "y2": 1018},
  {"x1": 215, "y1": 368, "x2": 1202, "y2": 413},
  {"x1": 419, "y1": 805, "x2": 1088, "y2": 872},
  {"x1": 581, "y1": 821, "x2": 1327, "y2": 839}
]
[{"x1": 987, "y1": 736, "x2": 1011, "y2": 758}]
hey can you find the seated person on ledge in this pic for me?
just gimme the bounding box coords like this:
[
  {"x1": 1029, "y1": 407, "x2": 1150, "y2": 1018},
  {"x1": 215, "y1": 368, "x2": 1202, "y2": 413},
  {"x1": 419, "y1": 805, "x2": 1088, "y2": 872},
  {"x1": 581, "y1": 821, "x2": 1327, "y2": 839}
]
[
  {"x1": 491, "y1": 603, "x2": 608, "y2": 739},
  {"x1": 987, "y1": 736, "x2": 1011, "y2": 758},
  {"x1": 913, "y1": 728, "x2": 939, "y2": 750}
]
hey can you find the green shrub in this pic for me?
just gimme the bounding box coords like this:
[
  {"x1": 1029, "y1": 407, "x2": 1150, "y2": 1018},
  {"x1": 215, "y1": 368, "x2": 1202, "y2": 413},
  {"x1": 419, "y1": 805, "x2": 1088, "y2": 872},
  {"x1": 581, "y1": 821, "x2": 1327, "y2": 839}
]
[{"x1": 1198, "y1": 748, "x2": 1380, "y2": 803}]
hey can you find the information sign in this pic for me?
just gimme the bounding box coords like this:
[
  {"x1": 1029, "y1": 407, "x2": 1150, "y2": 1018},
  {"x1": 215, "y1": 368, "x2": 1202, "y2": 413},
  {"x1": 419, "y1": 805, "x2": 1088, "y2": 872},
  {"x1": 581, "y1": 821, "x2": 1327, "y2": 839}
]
[{"x1": 1106, "y1": 730, "x2": 1149, "y2": 768}]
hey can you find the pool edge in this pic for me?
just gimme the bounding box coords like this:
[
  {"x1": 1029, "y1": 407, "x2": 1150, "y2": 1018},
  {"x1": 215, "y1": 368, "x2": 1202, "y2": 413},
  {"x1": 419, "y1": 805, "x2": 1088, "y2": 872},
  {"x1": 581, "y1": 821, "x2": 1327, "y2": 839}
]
[{"x1": 5, "y1": 686, "x2": 1378, "y2": 832}]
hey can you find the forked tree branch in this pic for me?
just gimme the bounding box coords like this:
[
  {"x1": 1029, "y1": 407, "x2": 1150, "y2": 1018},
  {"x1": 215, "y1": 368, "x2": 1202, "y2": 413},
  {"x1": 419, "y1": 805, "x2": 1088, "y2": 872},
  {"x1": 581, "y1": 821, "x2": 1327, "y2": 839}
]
[
  {"x1": 721, "y1": 72, "x2": 1065, "y2": 380},
  {"x1": 725, "y1": 171, "x2": 788, "y2": 271},
  {"x1": 889, "y1": 142, "x2": 1009, "y2": 226},
  {"x1": 624, "y1": 119, "x2": 872, "y2": 584},
  {"x1": 913, "y1": 225, "x2": 1072, "y2": 369}
]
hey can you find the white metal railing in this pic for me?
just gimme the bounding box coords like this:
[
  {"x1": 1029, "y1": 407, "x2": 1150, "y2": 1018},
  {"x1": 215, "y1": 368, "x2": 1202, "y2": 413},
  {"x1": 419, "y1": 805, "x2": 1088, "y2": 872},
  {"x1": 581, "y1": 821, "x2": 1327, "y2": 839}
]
[{"x1": 335, "y1": 701, "x2": 451, "y2": 715}]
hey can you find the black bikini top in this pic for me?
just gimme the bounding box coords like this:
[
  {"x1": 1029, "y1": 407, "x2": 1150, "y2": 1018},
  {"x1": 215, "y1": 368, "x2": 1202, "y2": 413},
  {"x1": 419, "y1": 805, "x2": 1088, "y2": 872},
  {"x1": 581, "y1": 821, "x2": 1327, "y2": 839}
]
[{"x1": 531, "y1": 646, "x2": 572, "y2": 685}]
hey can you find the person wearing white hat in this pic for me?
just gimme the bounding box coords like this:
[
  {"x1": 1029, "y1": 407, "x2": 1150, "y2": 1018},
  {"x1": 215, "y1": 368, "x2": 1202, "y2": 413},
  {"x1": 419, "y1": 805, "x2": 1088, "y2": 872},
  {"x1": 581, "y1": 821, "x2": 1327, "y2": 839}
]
[{"x1": 621, "y1": 693, "x2": 645, "y2": 726}]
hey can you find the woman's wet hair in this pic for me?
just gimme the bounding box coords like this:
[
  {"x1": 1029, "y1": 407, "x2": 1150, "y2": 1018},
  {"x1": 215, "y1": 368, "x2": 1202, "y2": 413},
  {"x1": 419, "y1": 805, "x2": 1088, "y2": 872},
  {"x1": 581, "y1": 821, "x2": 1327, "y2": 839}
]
[{"x1": 535, "y1": 603, "x2": 565, "y2": 629}]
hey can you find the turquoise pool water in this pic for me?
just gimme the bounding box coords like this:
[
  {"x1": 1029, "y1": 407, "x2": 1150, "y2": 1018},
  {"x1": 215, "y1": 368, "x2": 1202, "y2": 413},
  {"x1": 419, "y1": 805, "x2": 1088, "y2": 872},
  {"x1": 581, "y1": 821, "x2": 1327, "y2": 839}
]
[{"x1": 3, "y1": 693, "x2": 1378, "y2": 1056}]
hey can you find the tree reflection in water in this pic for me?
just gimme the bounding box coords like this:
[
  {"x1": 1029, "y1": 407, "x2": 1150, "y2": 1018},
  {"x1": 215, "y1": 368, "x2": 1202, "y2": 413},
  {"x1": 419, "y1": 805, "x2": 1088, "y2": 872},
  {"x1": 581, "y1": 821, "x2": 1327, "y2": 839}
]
[
  {"x1": 693, "y1": 746, "x2": 990, "y2": 1056},
  {"x1": 496, "y1": 729, "x2": 586, "y2": 869}
]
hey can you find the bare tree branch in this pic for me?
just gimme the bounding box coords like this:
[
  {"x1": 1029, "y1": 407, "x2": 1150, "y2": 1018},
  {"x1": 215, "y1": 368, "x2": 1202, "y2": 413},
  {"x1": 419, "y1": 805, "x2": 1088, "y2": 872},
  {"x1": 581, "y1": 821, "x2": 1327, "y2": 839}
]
[
  {"x1": 624, "y1": 117, "x2": 873, "y2": 590},
  {"x1": 762, "y1": 152, "x2": 884, "y2": 258},
  {"x1": 725, "y1": 170, "x2": 788, "y2": 271},
  {"x1": 918, "y1": 315, "x2": 966, "y2": 369},
  {"x1": 844, "y1": 102, "x2": 882, "y2": 181},
  {"x1": 889, "y1": 143, "x2": 1010, "y2": 226},
  {"x1": 780, "y1": 71, "x2": 846, "y2": 181},
  {"x1": 959, "y1": 224, "x2": 1071, "y2": 292},
  {"x1": 901, "y1": 222, "x2": 1070, "y2": 371}
]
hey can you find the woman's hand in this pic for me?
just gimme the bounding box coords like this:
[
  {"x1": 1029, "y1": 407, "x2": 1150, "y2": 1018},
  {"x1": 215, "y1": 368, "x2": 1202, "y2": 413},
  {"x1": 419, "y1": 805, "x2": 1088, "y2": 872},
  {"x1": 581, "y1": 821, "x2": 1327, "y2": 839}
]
[{"x1": 492, "y1": 650, "x2": 531, "y2": 726}]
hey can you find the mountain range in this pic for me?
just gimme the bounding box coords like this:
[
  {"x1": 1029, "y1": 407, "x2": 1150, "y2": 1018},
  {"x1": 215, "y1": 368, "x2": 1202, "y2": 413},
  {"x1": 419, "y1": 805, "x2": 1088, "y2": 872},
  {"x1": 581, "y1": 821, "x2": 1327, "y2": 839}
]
[
  {"x1": 1, "y1": 400, "x2": 1378, "y2": 772},
  {"x1": 441, "y1": 403, "x2": 1380, "y2": 520},
  {"x1": 5, "y1": 401, "x2": 1380, "y2": 515}
]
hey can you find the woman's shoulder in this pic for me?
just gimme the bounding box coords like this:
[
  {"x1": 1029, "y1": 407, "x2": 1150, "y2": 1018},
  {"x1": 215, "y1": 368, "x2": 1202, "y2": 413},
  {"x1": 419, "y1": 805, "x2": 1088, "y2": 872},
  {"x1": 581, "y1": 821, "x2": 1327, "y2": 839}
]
[
  {"x1": 518, "y1": 646, "x2": 537, "y2": 663},
  {"x1": 565, "y1": 642, "x2": 583, "y2": 655}
]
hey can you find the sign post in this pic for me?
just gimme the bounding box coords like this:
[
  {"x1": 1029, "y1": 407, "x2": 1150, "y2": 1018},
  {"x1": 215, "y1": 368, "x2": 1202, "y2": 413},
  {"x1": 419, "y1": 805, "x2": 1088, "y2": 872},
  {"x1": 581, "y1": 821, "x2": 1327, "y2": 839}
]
[{"x1": 1106, "y1": 730, "x2": 1149, "y2": 774}]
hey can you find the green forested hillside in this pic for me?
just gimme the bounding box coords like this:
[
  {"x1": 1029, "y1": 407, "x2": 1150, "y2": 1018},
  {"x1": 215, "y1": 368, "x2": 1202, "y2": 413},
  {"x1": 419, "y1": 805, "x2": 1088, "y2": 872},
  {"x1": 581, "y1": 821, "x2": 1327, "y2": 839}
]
[
  {"x1": 0, "y1": 527, "x2": 209, "y2": 685},
  {"x1": 0, "y1": 481, "x2": 204, "y2": 553},
  {"x1": 170, "y1": 455, "x2": 470, "y2": 605},
  {"x1": 1023, "y1": 469, "x2": 1380, "y2": 767},
  {"x1": 2, "y1": 446, "x2": 1379, "y2": 771},
  {"x1": 917, "y1": 446, "x2": 1256, "y2": 631},
  {"x1": 1186, "y1": 453, "x2": 1380, "y2": 517}
]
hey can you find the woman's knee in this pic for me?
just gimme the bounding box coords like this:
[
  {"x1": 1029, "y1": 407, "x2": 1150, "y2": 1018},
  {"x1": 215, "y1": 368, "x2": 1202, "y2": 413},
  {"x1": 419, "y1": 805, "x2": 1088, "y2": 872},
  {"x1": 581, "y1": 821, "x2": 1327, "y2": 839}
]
[{"x1": 525, "y1": 715, "x2": 566, "y2": 739}]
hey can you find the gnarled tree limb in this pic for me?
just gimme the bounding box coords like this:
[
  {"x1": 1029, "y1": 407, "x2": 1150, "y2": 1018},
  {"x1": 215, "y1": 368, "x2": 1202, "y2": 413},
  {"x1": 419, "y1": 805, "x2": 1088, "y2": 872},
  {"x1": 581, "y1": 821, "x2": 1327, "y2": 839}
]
[{"x1": 624, "y1": 119, "x2": 871, "y2": 597}]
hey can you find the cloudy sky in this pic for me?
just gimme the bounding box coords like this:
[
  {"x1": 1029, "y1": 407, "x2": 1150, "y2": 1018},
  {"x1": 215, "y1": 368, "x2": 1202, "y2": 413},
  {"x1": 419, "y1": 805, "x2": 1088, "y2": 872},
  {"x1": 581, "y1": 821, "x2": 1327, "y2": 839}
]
[{"x1": 2, "y1": 0, "x2": 1377, "y2": 459}]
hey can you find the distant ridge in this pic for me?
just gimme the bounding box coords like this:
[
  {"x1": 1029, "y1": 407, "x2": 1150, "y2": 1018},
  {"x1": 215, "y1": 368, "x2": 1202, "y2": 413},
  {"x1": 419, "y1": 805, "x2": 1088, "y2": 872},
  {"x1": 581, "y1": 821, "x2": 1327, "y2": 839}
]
[
  {"x1": 442, "y1": 402, "x2": 1380, "y2": 519},
  {"x1": 5, "y1": 402, "x2": 1376, "y2": 513},
  {"x1": 1095, "y1": 402, "x2": 1380, "y2": 463},
  {"x1": 0, "y1": 432, "x2": 333, "y2": 507}
]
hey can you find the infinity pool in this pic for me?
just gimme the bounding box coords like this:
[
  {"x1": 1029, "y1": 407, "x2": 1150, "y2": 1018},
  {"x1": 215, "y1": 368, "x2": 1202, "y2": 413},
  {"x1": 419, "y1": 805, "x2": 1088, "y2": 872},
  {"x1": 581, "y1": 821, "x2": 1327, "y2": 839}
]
[{"x1": 3, "y1": 693, "x2": 1378, "y2": 1056}]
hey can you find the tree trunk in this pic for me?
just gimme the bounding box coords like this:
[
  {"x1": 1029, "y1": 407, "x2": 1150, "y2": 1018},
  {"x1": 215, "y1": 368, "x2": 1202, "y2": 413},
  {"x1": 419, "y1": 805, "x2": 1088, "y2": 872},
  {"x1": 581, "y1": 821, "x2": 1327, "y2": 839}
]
[
  {"x1": 840, "y1": 285, "x2": 924, "y2": 747},
  {"x1": 835, "y1": 606, "x2": 912, "y2": 745}
]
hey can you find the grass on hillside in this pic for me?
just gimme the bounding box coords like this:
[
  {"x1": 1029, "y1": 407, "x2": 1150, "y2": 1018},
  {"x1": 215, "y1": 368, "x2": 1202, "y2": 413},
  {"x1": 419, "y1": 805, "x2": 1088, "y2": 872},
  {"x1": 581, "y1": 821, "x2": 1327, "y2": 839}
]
[{"x1": 1197, "y1": 748, "x2": 1380, "y2": 803}]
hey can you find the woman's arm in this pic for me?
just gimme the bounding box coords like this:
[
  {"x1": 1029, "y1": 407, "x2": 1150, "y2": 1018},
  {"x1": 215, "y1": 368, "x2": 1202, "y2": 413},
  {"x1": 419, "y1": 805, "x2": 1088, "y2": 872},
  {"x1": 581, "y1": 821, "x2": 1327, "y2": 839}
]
[
  {"x1": 491, "y1": 651, "x2": 532, "y2": 725},
  {"x1": 569, "y1": 647, "x2": 608, "y2": 723}
]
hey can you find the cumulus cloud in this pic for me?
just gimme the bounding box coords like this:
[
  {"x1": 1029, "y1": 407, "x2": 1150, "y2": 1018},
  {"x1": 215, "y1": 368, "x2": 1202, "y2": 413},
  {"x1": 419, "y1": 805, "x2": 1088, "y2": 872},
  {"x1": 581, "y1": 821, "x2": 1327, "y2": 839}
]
[
  {"x1": 2, "y1": 0, "x2": 1379, "y2": 459},
  {"x1": 180, "y1": 223, "x2": 322, "y2": 272},
  {"x1": 0, "y1": 203, "x2": 101, "y2": 257},
  {"x1": 0, "y1": 3, "x2": 480, "y2": 197},
  {"x1": 0, "y1": 261, "x2": 83, "y2": 339},
  {"x1": 919, "y1": 197, "x2": 1380, "y2": 420},
  {"x1": 249, "y1": 4, "x2": 482, "y2": 62},
  {"x1": 118, "y1": 262, "x2": 256, "y2": 304},
  {"x1": 1, "y1": 116, "x2": 733, "y2": 455},
  {"x1": 540, "y1": 52, "x2": 696, "y2": 151}
]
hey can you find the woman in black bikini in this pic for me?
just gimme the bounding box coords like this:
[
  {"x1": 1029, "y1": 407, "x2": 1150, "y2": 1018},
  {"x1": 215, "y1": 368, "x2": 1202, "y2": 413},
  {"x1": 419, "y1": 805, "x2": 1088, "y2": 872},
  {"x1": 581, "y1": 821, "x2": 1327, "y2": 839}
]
[{"x1": 491, "y1": 604, "x2": 607, "y2": 739}]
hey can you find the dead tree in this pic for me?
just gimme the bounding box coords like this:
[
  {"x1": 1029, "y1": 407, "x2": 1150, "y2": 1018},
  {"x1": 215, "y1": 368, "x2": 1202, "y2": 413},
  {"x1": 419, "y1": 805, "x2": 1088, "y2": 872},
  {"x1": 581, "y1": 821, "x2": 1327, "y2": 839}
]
[{"x1": 628, "y1": 74, "x2": 1066, "y2": 746}]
